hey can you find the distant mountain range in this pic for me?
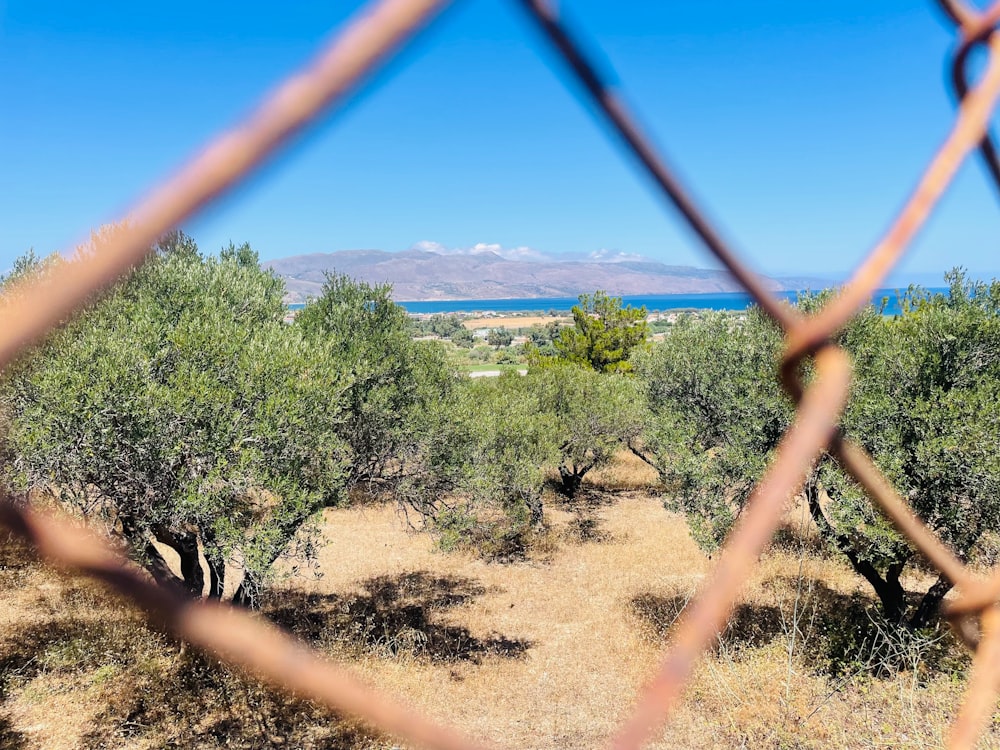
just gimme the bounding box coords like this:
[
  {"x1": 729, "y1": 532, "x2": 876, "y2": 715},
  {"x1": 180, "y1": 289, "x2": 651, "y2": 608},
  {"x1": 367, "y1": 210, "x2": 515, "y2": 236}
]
[{"x1": 263, "y1": 249, "x2": 828, "y2": 303}]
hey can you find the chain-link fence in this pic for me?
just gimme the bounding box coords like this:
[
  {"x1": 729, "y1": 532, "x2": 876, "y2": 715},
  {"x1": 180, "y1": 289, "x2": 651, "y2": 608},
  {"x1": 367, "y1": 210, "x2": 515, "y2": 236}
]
[{"x1": 2, "y1": 0, "x2": 1000, "y2": 747}]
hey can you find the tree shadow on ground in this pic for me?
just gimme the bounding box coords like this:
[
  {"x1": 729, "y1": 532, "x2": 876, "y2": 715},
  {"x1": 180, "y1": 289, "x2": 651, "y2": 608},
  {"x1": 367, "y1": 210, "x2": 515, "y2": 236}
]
[
  {"x1": 266, "y1": 570, "x2": 531, "y2": 664},
  {"x1": 2, "y1": 609, "x2": 387, "y2": 749},
  {"x1": 564, "y1": 514, "x2": 609, "y2": 543},
  {"x1": 0, "y1": 533, "x2": 36, "y2": 568},
  {"x1": 631, "y1": 592, "x2": 784, "y2": 654},
  {"x1": 630, "y1": 575, "x2": 968, "y2": 678},
  {"x1": 0, "y1": 617, "x2": 129, "y2": 692},
  {"x1": 0, "y1": 716, "x2": 27, "y2": 750},
  {"x1": 630, "y1": 576, "x2": 889, "y2": 652},
  {"x1": 0, "y1": 566, "x2": 391, "y2": 750},
  {"x1": 81, "y1": 675, "x2": 384, "y2": 750},
  {"x1": 546, "y1": 486, "x2": 621, "y2": 544},
  {"x1": 77, "y1": 646, "x2": 389, "y2": 750},
  {"x1": 0, "y1": 534, "x2": 40, "y2": 591}
]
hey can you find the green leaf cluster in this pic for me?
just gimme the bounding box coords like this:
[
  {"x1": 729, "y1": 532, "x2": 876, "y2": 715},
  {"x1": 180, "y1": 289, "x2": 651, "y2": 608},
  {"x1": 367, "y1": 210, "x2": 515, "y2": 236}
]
[
  {"x1": 633, "y1": 307, "x2": 789, "y2": 548},
  {"x1": 295, "y1": 272, "x2": 457, "y2": 489},
  {"x1": 824, "y1": 272, "x2": 1000, "y2": 573},
  {"x1": 553, "y1": 291, "x2": 648, "y2": 372},
  {"x1": 528, "y1": 361, "x2": 644, "y2": 498},
  {"x1": 400, "y1": 373, "x2": 559, "y2": 555}
]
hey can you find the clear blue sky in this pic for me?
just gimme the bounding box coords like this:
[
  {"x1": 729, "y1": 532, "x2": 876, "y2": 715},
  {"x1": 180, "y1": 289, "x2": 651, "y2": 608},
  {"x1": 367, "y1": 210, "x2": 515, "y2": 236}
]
[{"x1": 1, "y1": 0, "x2": 997, "y2": 284}]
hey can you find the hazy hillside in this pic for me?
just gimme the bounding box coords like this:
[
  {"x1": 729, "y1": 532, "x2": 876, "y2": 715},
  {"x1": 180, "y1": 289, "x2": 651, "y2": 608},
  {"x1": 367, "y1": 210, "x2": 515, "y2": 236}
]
[{"x1": 263, "y1": 249, "x2": 822, "y2": 303}]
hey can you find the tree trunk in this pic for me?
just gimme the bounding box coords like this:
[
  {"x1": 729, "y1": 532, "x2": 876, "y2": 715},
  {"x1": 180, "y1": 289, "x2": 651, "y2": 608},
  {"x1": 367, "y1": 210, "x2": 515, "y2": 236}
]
[
  {"x1": 141, "y1": 541, "x2": 189, "y2": 593},
  {"x1": 525, "y1": 494, "x2": 544, "y2": 528},
  {"x1": 232, "y1": 575, "x2": 260, "y2": 609},
  {"x1": 558, "y1": 464, "x2": 587, "y2": 499},
  {"x1": 153, "y1": 525, "x2": 204, "y2": 598},
  {"x1": 881, "y1": 561, "x2": 908, "y2": 625},
  {"x1": 201, "y1": 531, "x2": 226, "y2": 601},
  {"x1": 231, "y1": 509, "x2": 314, "y2": 608},
  {"x1": 627, "y1": 442, "x2": 663, "y2": 478},
  {"x1": 206, "y1": 551, "x2": 226, "y2": 600},
  {"x1": 119, "y1": 515, "x2": 188, "y2": 594},
  {"x1": 909, "y1": 573, "x2": 954, "y2": 629},
  {"x1": 804, "y1": 478, "x2": 907, "y2": 623}
]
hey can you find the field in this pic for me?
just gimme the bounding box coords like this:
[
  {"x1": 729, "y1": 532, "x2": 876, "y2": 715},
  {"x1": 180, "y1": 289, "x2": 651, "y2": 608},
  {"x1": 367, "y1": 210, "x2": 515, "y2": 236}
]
[
  {"x1": 0, "y1": 453, "x2": 992, "y2": 749},
  {"x1": 461, "y1": 315, "x2": 569, "y2": 331}
]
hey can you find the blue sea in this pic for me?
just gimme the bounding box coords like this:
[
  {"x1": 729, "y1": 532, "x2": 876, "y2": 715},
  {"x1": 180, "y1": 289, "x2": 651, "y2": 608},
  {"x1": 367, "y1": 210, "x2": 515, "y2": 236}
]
[{"x1": 289, "y1": 288, "x2": 947, "y2": 316}]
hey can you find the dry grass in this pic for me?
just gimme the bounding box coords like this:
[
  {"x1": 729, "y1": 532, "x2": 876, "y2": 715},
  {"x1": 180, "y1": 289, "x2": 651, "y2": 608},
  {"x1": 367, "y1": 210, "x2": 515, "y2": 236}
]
[
  {"x1": 1, "y1": 473, "x2": 996, "y2": 749},
  {"x1": 461, "y1": 315, "x2": 569, "y2": 331},
  {"x1": 583, "y1": 448, "x2": 661, "y2": 492}
]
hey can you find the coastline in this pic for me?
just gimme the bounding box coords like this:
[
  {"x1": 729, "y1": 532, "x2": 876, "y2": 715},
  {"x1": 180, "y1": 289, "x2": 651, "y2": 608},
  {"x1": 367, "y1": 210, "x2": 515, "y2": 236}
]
[{"x1": 288, "y1": 288, "x2": 946, "y2": 315}]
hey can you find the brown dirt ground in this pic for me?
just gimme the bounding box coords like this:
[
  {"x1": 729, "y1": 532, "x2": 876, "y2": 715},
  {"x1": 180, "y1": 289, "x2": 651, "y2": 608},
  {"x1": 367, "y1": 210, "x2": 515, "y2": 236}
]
[{"x1": 1, "y1": 466, "x2": 994, "y2": 749}]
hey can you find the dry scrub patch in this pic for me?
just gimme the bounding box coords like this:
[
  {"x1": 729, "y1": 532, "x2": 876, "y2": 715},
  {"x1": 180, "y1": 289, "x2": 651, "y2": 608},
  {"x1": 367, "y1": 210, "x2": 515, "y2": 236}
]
[
  {"x1": 297, "y1": 495, "x2": 702, "y2": 748},
  {"x1": 0, "y1": 534, "x2": 387, "y2": 750}
]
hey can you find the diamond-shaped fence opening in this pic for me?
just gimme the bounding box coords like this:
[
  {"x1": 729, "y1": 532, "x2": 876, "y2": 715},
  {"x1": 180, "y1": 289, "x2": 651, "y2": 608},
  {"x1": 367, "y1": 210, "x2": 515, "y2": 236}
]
[{"x1": 2, "y1": 0, "x2": 1000, "y2": 748}]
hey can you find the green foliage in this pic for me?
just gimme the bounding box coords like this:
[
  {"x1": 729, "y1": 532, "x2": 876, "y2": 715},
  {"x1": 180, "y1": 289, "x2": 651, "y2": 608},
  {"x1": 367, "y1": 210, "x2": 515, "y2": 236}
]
[
  {"x1": 647, "y1": 317, "x2": 675, "y2": 334},
  {"x1": 632, "y1": 308, "x2": 789, "y2": 548},
  {"x1": 450, "y1": 327, "x2": 475, "y2": 348},
  {"x1": 521, "y1": 323, "x2": 561, "y2": 359},
  {"x1": 469, "y1": 345, "x2": 492, "y2": 362},
  {"x1": 296, "y1": 272, "x2": 456, "y2": 488},
  {"x1": 0, "y1": 249, "x2": 64, "y2": 291},
  {"x1": 822, "y1": 271, "x2": 1000, "y2": 586},
  {"x1": 2, "y1": 237, "x2": 350, "y2": 604},
  {"x1": 528, "y1": 362, "x2": 645, "y2": 497},
  {"x1": 524, "y1": 324, "x2": 551, "y2": 346},
  {"x1": 495, "y1": 347, "x2": 521, "y2": 365},
  {"x1": 402, "y1": 373, "x2": 559, "y2": 557},
  {"x1": 487, "y1": 326, "x2": 513, "y2": 349},
  {"x1": 554, "y1": 291, "x2": 648, "y2": 373},
  {"x1": 433, "y1": 503, "x2": 536, "y2": 560},
  {"x1": 411, "y1": 313, "x2": 465, "y2": 338},
  {"x1": 812, "y1": 590, "x2": 968, "y2": 681}
]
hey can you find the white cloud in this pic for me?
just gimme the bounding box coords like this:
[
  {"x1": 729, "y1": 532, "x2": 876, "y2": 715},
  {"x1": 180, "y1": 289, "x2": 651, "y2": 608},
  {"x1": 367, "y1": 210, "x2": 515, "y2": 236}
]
[
  {"x1": 587, "y1": 248, "x2": 646, "y2": 263},
  {"x1": 410, "y1": 241, "x2": 549, "y2": 262},
  {"x1": 410, "y1": 241, "x2": 651, "y2": 264},
  {"x1": 469, "y1": 243, "x2": 499, "y2": 254},
  {"x1": 411, "y1": 240, "x2": 449, "y2": 254}
]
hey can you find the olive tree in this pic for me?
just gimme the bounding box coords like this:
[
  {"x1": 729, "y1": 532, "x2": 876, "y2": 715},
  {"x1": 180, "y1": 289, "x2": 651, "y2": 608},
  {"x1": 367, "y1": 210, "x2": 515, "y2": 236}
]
[
  {"x1": 632, "y1": 308, "x2": 790, "y2": 548},
  {"x1": 401, "y1": 373, "x2": 558, "y2": 556},
  {"x1": 295, "y1": 272, "x2": 456, "y2": 490},
  {"x1": 450, "y1": 327, "x2": 475, "y2": 348},
  {"x1": 487, "y1": 327, "x2": 513, "y2": 349},
  {"x1": 0, "y1": 249, "x2": 64, "y2": 292},
  {"x1": 2, "y1": 236, "x2": 351, "y2": 606},
  {"x1": 634, "y1": 274, "x2": 1000, "y2": 626},
  {"x1": 528, "y1": 362, "x2": 645, "y2": 498},
  {"x1": 819, "y1": 272, "x2": 1000, "y2": 625}
]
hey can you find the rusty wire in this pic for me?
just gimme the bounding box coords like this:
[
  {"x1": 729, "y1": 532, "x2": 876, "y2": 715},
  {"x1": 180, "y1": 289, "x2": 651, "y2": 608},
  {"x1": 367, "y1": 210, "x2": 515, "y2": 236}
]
[
  {"x1": 2, "y1": 1, "x2": 1000, "y2": 749},
  {"x1": 0, "y1": 0, "x2": 454, "y2": 366},
  {"x1": 950, "y1": 1, "x2": 1000, "y2": 200},
  {"x1": 520, "y1": 0, "x2": 1000, "y2": 745},
  {"x1": 0, "y1": 498, "x2": 495, "y2": 750}
]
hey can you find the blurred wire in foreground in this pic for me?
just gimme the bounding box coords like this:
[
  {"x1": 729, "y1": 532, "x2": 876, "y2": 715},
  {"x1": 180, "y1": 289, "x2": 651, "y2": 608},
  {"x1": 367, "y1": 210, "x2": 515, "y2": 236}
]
[{"x1": 2, "y1": 0, "x2": 1000, "y2": 748}]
